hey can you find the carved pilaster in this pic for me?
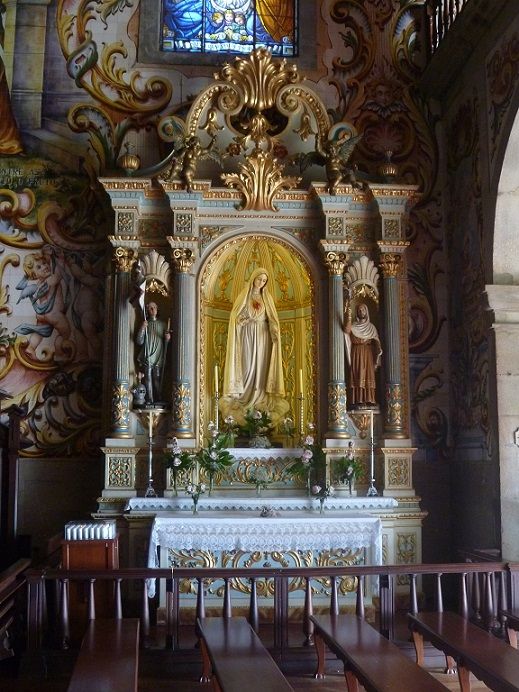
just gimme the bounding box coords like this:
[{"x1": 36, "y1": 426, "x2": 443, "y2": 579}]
[
  {"x1": 320, "y1": 244, "x2": 349, "y2": 438},
  {"x1": 172, "y1": 381, "x2": 193, "y2": 436},
  {"x1": 378, "y1": 249, "x2": 407, "y2": 438},
  {"x1": 108, "y1": 237, "x2": 140, "y2": 438}
]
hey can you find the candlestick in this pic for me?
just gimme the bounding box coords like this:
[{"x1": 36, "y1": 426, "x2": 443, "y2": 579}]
[
  {"x1": 298, "y1": 368, "x2": 303, "y2": 394},
  {"x1": 214, "y1": 364, "x2": 219, "y2": 395},
  {"x1": 370, "y1": 410, "x2": 374, "y2": 440},
  {"x1": 367, "y1": 410, "x2": 378, "y2": 497},
  {"x1": 148, "y1": 412, "x2": 153, "y2": 439}
]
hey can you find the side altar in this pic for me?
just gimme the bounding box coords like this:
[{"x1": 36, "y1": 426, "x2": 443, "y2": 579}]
[{"x1": 94, "y1": 49, "x2": 425, "y2": 582}]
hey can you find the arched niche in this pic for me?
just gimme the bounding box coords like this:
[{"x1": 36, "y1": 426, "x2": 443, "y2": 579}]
[{"x1": 198, "y1": 235, "x2": 316, "y2": 443}]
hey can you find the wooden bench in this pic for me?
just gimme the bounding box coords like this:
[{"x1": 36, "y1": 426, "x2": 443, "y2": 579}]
[
  {"x1": 67, "y1": 618, "x2": 139, "y2": 692},
  {"x1": 501, "y1": 608, "x2": 519, "y2": 648},
  {"x1": 310, "y1": 613, "x2": 446, "y2": 692},
  {"x1": 408, "y1": 611, "x2": 519, "y2": 692},
  {"x1": 197, "y1": 616, "x2": 293, "y2": 692}
]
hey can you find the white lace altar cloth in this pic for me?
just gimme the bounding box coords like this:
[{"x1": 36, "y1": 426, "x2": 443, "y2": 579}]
[
  {"x1": 127, "y1": 496, "x2": 397, "y2": 513},
  {"x1": 147, "y1": 512, "x2": 382, "y2": 597}
]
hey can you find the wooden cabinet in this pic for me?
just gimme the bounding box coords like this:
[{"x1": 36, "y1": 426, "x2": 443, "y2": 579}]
[{"x1": 61, "y1": 537, "x2": 119, "y2": 642}]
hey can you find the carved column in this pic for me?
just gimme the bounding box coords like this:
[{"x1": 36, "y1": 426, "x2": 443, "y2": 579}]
[
  {"x1": 108, "y1": 238, "x2": 139, "y2": 438},
  {"x1": 379, "y1": 252, "x2": 406, "y2": 438},
  {"x1": 322, "y1": 249, "x2": 349, "y2": 438},
  {"x1": 170, "y1": 246, "x2": 196, "y2": 438}
]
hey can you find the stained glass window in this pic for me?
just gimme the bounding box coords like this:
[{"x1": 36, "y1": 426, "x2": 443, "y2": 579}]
[{"x1": 161, "y1": 0, "x2": 297, "y2": 56}]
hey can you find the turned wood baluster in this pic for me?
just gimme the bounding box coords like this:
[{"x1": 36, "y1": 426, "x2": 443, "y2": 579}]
[
  {"x1": 141, "y1": 579, "x2": 150, "y2": 644},
  {"x1": 435, "y1": 572, "x2": 444, "y2": 612},
  {"x1": 499, "y1": 571, "x2": 508, "y2": 633},
  {"x1": 330, "y1": 576, "x2": 339, "y2": 616},
  {"x1": 249, "y1": 578, "x2": 259, "y2": 633},
  {"x1": 196, "y1": 577, "x2": 206, "y2": 622},
  {"x1": 274, "y1": 575, "x2": 289, "y2": 650},
  {"x1": 165, "y1": 577, "x2": 174, "y2": 649},
  {"x1": 356, "y1": 575, "x2": 365, "y2": 619},
  {"x1": 471, "y1": 570, "x2": 482, "y2": 621},
  {"x1": 223, "y1": 578, "x2": 232, "y2": 619},
  {"x1": 114, "y1": 578, "x2": 122, "y2": 619},
  {"x1": 87, "y1": 579, "x2": 96, "y2": 620},
  {"x1": 303, "y1": 576, "x2": 314, "y2": 646},
  {"x1": 379, "y1": 574, "x2": 394, "y2": 639},
  {"x1": 409, "y1": 574, "x2": 418, "y2": 616},
  {"x1": 483, "y1": 572, "x2": 495, "y2": 631},
  {"x1": 459, "y1": 572, "x2": 468, "y2": 619},
  {"x1": 60, "y1": 578, "x2": 70, "y2": 649}
]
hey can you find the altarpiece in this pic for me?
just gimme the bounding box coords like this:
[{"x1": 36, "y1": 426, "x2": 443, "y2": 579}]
[{"x1": 96, "y1": 49, "x2": 423, "y2": 590}]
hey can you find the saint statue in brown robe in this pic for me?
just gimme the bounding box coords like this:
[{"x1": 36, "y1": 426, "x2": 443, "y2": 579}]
[{"x1": 344, "y1": 302, "x2": 382, "y2": 407}]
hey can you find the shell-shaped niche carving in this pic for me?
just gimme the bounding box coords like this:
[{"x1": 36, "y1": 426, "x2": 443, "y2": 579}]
[
  {"x1": 345, "y1": 256, "x2": 380, "y2": 303},
  {"x1": 140, "y1": 249, "x2": 171, "y2": 296}
]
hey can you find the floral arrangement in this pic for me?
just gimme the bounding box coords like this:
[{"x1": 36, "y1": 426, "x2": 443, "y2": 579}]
[
  {"x1": 288, "y1": 424, "x2": 326, "y2": 494},
  {"x1": 165, "y1": 437, "x2": 195, "y2": 495},
  {"x1": 280, "y1": 416, "x2": 295, "y2": 445},
  {"x1": 185, "y1": 482, "x2": 206, "y2": 514},
  {"x1": 222, "y1": 415, "x2": 239, "y2": 447},
  {"x1": 195, "y1": 422, "x2": 235, "y2": 493},
  {"x1": 312, "y1": 483, "x2": 335, "y2": 513},
  {"x1": 240, "y1": 408, "x2": 273, "y2": 447},
  {"x1": 334, "y1": 443, "x2": 363, "y2": 494}
]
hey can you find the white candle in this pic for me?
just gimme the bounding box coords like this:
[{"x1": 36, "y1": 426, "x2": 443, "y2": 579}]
[
  {"x1": 298, "y1": 369, "x2": 303, "y2": 394},
  {"x1": 214, "y1": 365, "x2": 219, "y2": 395},
  {"x1": 370, "y1": 410, "x2": 374, "y2": 440},
  {"x1": 148, "y1": 412, "x2": 153, "y2": 438}
]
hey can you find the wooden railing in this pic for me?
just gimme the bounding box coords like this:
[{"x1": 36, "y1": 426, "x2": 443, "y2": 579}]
[
  {"x1": 23, "y1": 561, "x2": 519, "y2": 655},
  {"x1": 426, "y1": 0, "x2": 472, "y2": 53},
  {"x1": 0, "y1": 558, "x2": 31, "y2": 661}
]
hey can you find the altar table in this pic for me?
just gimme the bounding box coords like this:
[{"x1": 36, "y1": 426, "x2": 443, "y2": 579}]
[{"x1": 147, "y1": 512, "x2": 382, "y2": 598}]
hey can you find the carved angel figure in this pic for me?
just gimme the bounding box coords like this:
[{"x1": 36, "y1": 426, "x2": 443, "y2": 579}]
[
  {"x1": 292, "y1": 131, "x2": 365, "y2": 195},
  {"x1": 162, "y1": 134, "x2": 222, "y2": 192}
]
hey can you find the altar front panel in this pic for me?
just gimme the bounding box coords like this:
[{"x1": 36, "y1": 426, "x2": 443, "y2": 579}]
[{"x1": 148, "y1": 513, "x2": 382, "y2": 604}]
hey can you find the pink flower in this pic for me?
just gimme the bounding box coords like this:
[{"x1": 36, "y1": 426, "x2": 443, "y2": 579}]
[
  {"x1": 302, "y1": 449, "x2": 313, "y2": 461},
  {"x1": 312, "y1": 484, "x2": 321, "y2": 494},
  {"x1": 304, "y1": 435, "x2": 314, "y2": 445}
]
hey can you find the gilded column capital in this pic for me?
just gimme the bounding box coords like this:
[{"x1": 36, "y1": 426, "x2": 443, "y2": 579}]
[
  {"x1": 323, "y1": 250, "x2": 348, "y2": 276},
  {"x1": 379, "y1": 253, "x2": 403, "y2": 278},
  {"x1": 171, "y1": 247, "x2": 196, "y2": 273},
  {"x1": 111, "y1": 245, "x2": 138, "y2": 273}
]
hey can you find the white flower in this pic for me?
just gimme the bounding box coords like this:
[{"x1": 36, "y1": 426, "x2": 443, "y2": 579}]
[
  {"x1": 225, "y1": 415, "x2": 235, "y2": 425},
  {"x1": 200, "y1": 483, "x2": 206, "y2": 492},
  {"x1": 312, "y1": 484, "x2": 321, "y2": 494},
  {"x1": 186, "y1": 484, "x2": 194, "y2": 494},
  {"x1": 328, "y1": 486, "x2": 335, "y2": 495},
  {"x1": 283, "y1": 417, "x2": 293, "y2": 426},
  {"x1": 173, "y1": 456, "x2": 181, "y2": 467},
  {"x1": 302, "y1": 449, "x2": 313, "y2": 461},
  {"x1": 307, "y1": 422, "x2": 315, "y2": 431},
  {"x1": 304, "y1": 435, "x2": 314, "y2": 446},
  {"x1": 210, "y1": 450, "x2": 218, "y2": 460},
  {"x1": 208, "y1": 421, "x2": 215, "y2": 430},
  {"x1": 252, "y1": 410, "x2": 262, "y2": 420}
]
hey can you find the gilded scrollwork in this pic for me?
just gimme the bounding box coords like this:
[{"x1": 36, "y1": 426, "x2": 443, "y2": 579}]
[
  {"x1": 112, "y1": 246, "x2": 137, "y2": 273},
  {"x1": 172, "y1": 382, "x2": 192, "y2": 427},
  {"x1": 323, "y1": 250, "x2": 347, "y2": 275},
  {"x1": 111, "y1": 381, "x2": 130, "y2": 430},
  {"x1": 379, "y1": 252, "x2": 403, "y2": 278},
  {"x1": 171, "y1": 248, "x2": 196, "y2": 273},
  {"x1": 387, "y1": 457, "x2": 410, "y2": 487}
]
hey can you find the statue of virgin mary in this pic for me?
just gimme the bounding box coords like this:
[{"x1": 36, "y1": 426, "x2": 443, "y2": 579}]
[{"x1": 220, "y1": 267, "x2": 289, "y2": 426}]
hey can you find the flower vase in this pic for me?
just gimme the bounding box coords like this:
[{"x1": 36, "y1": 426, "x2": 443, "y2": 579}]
[
  {"x1": 319, "y1": 497, "x2": 325, "y2": 515},
  {"x1": 256, "y1": 484, "x2": 262, "y2": 498},
  {"x1": 307, "y1": 471, "x2": 312, "y2": 497},
  {"x1": 347, "y1": 478, "x2": 356, "y2": 496},
  {"x1": 208, "y1": 475, "x2": 214, "y2": 497},
  {"x1": 192, "y1": 498, "x2": 199, "y2": 515},
  {"x1": 173, "y1": 472, "x2": 178, "y2": 497}
]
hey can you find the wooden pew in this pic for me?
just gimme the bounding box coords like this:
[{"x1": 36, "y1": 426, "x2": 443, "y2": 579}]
[
  {"x1": 67, "y1": 618, "x2": 139, "y2": 692},
  {"x1": 501, "y1": 609, "x2": 519, "y2": 648},
  {"x1": 310, "y1": 613, "x2": 446, "y2": 692},
  {"x1": 408, "y1": 611, "x2": 519, "y2": 692},
  {"x1": 197, "y1": 616, "x2": 293, "y2": 692}
]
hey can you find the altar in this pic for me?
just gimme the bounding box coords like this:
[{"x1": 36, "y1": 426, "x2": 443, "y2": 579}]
[{"x1": 146, "y1": 510, "x2": 384, "y2": 601}]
